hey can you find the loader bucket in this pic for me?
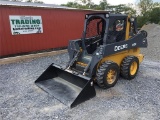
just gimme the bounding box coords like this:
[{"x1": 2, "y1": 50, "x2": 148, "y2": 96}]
[{"x1": 35, "y1": 64, "x2": 96, "y2": 108}]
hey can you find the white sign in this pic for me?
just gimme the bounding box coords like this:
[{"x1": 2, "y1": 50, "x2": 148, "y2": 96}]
[
  {"x1": 9, "y1": 15, "x2": 43, "y2": 35},
  {"x1": 114, "y1": 44, "x2": 128, "y2": 51}
]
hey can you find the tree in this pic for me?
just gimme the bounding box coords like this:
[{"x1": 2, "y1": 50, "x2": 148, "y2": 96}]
[
  {"x1": 61, "y1": 2, "x2": 80, "y2": 8},
  {"x1": 138, "y1": 0, "x2": 153, "y2": 15},
  {"x1": 153, "y1": 2, "x2": 160, "y2": 8},
  {"x1": 61, "y1": 0, "x2": 95, "y2": 9},
  {"x1": 137, "y1": 0, "x2": 160, "y2": 27},
  {"x1": 137, "y1": 15, "x2": 149, "y2": 27},
  {"x1": 122, "y1": 4, "x2": 136, "y2": 15},
  {"x1": 100, "y1": 0, "x2": 109, "y2": 10},
  {"x1": 25, "y1": 0, "x2": 43, "y2": 3},
  {"x1": 80, "y1": 0, "x2": 95, "y2": 9},
  {"x1": 61, "y1": 0, "x2": 109, "y2": 10},
  {"x1": 61, "y1": 0, "x2": 136, "y2": 15},
  {"x1": 34, "y1": 0, "x2": 43, "y2": 3},
  {"x1": 106, "y1": 4, "x2": 136, "y2": 15},
  {"x1": 148, "y1": 7, "x2": 160, "y2": 24}
]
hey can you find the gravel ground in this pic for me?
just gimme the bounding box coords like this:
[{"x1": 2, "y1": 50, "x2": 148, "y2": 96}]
[
  {"x1": 0, "y1": 52, "x2": 160, "y2": 120},
  {"x1": 1, "y1": 24, "x2": 160, "y2": 120},
  {"x1": 141, "y1": 24, "x2": 160, "y2": 62}
]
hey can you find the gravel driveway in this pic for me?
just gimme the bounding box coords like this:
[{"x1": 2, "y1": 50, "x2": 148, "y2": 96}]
[
  {"x1": 0, "y1": 53, "x2": 160, "y2": 120},
  {"x1": 1, "y1": 24, "x2": 160, "y2": 120}
]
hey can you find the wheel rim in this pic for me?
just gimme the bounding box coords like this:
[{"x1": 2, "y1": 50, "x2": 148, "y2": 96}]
[
  {"x1": 130, "y1": 61, "x2": 137, "y2": 75},
  {"x1": 106, "y1": 69, "x2": 117, "y2": 84}
]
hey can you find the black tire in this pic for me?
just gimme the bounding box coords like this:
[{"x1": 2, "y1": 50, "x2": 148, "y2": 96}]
[
  {"x1": 96, "y1": 61, "x2": 119, "y2": 89},
  {"x1": 120, "y1": 56, "x2": 139, "y2": 80}
]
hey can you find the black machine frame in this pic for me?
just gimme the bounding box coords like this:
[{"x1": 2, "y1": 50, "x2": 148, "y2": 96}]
[
  {"x1": 35, "y1": 12, "x2": 148, "y2": 108},
  {"x1": 68, "y1": 13, "x2": 147, "y2": 77}
]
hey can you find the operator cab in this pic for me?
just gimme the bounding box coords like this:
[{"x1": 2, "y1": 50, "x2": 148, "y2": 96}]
[{"x1": 83, "y1": 13, "x2": 128, "y2": 54}]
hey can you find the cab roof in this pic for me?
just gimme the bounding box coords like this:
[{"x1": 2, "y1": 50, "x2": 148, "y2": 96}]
[{"x1": 86, "y1": 12, "x2": 128, "y2": 17}]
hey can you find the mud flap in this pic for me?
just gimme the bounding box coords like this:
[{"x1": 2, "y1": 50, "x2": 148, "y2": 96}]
[{"x1": 35, "y1": 64, "x2": 96, "y2": 108}]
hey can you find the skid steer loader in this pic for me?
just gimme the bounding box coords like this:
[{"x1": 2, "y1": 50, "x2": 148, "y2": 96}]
[{"x1": 35, "y1": 13, "x2": 147, "y2": 108}]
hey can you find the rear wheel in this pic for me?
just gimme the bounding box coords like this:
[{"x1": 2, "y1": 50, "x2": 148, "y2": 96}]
[
  {"x1": 96, "y1": 61, "x2": 119, "y2": 89},
  {"x1": 120, "y1": 56, "x2": 139, "y2": 80}
]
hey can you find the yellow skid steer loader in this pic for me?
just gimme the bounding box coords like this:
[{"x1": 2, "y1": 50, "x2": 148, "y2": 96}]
[{"x1": 35, "y1": 13, "x2": 147, "y2": 108}]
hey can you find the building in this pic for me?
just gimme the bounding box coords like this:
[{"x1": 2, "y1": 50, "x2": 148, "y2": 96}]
[{"x1": 0, "y1": 1, "x2": 98, "y2": 57}]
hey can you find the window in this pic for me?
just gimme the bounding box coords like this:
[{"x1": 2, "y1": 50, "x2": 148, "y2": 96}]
[
  {"x1": 85, "y1": 17, "x2": 106, "y2": 54},
  {"x1": 108, "y1": 19, "x2": 126, "y2": 43}
]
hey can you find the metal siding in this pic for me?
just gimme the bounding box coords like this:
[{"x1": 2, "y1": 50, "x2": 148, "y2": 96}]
[
  {"x1": 0, "y1": 8, "x2": 2, "y2": 56},
  {"x1": 0, "y1": 6, "x2": 94, "y2": 56}
]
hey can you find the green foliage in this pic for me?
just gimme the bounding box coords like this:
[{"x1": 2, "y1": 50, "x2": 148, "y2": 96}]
[
  {"x1": 137, "y1": 0, "x2": 160, "y2": 27},
  {"x1": 62, "y1": 0, "x2": 100, "y2": 9},
  {"x1": 153, "y1": 2, "x2": 160, "y2": 7},
  {"x1": 137, "y1": 14, "x2": 148, "y2": 27},
  {"x1": 107, "y1": 4, "x2": 136, "y2": 15},
  {"x1": 97, "y1": 0, "x2": 109, "y2": 10},
  {"x1": 138, "y1": 0, "x2": 153, "y2": 15},
  {"x1": 61, "y1": 0, "x2": 135, "y2": 15},
  {"x1": 148, "y1": 7, "x2": 160, "y2": 24},
  {"x1": 34, "y1": 0, "x2": 43, "y2": 4},
  {"x1": 61, "y1": 2, "x2": 79, "y2": 8}
]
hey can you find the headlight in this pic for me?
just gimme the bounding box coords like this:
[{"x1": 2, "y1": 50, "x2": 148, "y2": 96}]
[
  {"x1": 96, "y1": 52, "x2": 100, "y2": 55},
  {"x1": 130, "y1": 18, "x2": 134, "y2": 22}
]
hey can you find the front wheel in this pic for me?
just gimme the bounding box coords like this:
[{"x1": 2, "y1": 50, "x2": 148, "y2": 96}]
[{"x1": 96, "y1": 61, "x2": 119, "y2": 89}]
